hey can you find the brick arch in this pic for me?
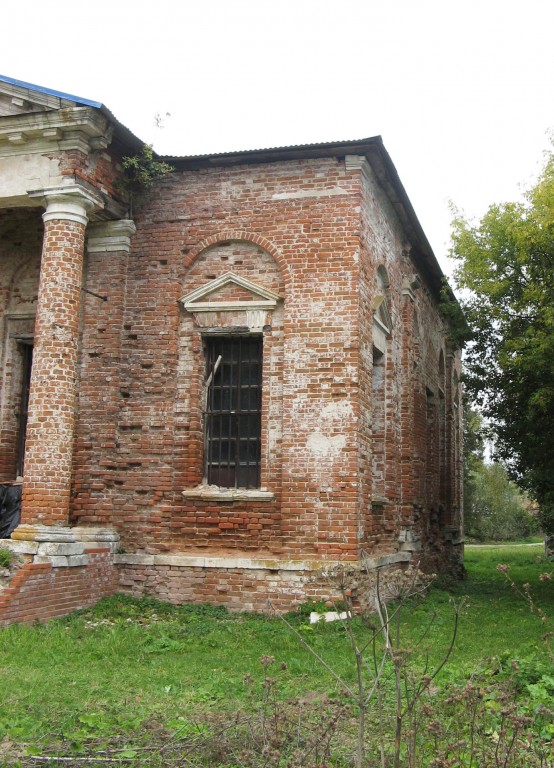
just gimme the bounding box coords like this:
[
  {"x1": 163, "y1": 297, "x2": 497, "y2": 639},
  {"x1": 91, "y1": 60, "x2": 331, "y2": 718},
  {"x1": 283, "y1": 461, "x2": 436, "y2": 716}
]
[{"x1": 183, "y1": 231, "x2": 289, "y2": 286}]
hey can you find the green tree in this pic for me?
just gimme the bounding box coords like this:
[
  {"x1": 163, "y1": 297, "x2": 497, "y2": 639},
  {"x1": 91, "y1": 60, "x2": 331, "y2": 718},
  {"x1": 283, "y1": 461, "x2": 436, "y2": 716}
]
[
  {"x1": 451, "y1": 148, "x2": 554, "y2": 538},
  {"x1": 462, "y1": 401, "x2": 484, "y2": 534},
  {"x1": 466, "y1": 462, "x2": 538, "y2": 542}
]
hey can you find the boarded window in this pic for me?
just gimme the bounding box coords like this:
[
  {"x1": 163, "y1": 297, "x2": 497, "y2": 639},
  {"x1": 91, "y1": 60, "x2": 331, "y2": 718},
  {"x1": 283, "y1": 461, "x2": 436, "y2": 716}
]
[{"x1": 204, "y1": 336, "x2": 262, "y2": 488}]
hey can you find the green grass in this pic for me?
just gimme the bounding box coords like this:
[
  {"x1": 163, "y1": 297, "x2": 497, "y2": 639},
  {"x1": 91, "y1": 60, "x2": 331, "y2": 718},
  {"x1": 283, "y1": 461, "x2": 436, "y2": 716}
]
[{"x1": 0, "y1": 544, "x2": 552, "y2": 763}]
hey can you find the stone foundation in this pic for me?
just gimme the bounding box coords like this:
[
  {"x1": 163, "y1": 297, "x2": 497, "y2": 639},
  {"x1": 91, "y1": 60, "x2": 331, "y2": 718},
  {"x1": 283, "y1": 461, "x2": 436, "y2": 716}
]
[{"x1": 115, "y1": 550, "x2": 412, "y2": 613}]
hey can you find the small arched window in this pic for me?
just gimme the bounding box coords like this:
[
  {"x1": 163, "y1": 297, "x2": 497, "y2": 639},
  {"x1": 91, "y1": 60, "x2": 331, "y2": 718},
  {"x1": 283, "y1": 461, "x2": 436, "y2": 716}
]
[{"x1": 371, "y1": 267, "x2": 392, "y2": 499}]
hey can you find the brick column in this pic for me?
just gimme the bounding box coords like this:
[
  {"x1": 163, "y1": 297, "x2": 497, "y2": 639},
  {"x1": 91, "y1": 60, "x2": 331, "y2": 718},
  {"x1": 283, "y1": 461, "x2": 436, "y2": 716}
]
[{"x1": 20, "y1": 185, "x2": 102, "y2": 526}]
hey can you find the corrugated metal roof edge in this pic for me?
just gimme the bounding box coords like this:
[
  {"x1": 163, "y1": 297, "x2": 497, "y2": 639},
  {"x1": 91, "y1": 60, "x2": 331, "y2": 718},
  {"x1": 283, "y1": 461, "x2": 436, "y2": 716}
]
[
  {"x1": 162, "y1": 136, "x2": 450, "y2": 299},
  {"x1": 161, "y1": 135, "x2": 385, "y2": 163}
]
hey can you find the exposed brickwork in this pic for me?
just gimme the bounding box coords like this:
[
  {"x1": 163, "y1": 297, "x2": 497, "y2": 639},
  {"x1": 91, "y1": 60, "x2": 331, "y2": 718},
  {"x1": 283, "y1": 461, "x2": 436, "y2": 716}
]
[
  {"x1": 59, "y1": 147, "x2": 126, "y2": 208},
  {"x1": 22, "y1": 214, "x2": 87, "y2": 526},
  {"x1": 118, "y1": 561, "x2": 344, "y2": 614},
  {"x1": 0, "y1": 550, "x2": 117, "y2": 626},
  {"x1": 0, "y1": 80, "x2": 464, "y2": 619},
  {"x1": 71, "y1": 230, "x2": 131, "y2": 527},
  {"x1": 0, "y1": 209, "x2": 42, "y2": 479}
]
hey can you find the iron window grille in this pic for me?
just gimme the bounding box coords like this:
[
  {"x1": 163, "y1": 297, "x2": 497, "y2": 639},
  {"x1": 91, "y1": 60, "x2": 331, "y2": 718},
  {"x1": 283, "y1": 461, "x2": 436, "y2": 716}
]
[{"x1": 204, "y1": 335, "x2": 262, "y2": 488}]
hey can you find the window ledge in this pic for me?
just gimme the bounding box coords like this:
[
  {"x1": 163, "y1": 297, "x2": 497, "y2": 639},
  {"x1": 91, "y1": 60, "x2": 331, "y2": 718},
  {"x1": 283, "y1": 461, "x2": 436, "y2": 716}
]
[{"x1": 182, "y1": 485, "x2": 275, "y2": 502}]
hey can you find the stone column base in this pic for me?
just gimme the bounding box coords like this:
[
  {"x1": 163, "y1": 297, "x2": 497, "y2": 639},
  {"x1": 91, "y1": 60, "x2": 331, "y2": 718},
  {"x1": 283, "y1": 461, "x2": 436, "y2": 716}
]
[{"x1": 9, "y1": 525, "x2": 119, "y2": 566}]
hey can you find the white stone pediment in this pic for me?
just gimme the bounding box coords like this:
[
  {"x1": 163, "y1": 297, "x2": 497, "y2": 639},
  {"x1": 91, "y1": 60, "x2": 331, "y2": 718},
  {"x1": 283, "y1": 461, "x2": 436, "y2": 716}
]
[{"x1": 181, "y1": 272, "x2": 282, "y2": 313}]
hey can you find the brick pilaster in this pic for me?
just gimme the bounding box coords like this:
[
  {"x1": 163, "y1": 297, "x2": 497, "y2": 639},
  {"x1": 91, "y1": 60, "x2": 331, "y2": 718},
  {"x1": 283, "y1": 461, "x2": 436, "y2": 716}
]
[
  {"x1": 20, "y1": 185, "x2": 102, "y2": 526},
  {"x1": 72, "y1": 220, "x2": 136, "y2": 525}
]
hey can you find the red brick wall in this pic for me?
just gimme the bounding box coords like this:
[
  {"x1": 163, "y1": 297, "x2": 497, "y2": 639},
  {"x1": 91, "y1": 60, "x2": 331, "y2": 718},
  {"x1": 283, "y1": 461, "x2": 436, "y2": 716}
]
[
  {"x1": 71, "y1": 236, "x2": 130, "y2": 526},
  {"x1": 59, "y1": 147, "x2": 126, "y2": 208},
  {"x1": 357, "y1": 158, "x2": 462, "y2": 568},
  {"x1": 0, "y1": 146, "x2": 463, "y2": 615},
  {"x1": 68, "y1": 152, "x2": 462, "y2": 573},
  {"x1": 0, "y1": 551, "x2": 117, "y2": 626},
  {"x1": 117, "y1": 561, "x2": 344, "y2": 614},
  {"x1": 96, "y1": 157, "x2": 364, "y2": 561},
  {"x1": 0, "y1": 209, "x2": 42, "y2": 479}
]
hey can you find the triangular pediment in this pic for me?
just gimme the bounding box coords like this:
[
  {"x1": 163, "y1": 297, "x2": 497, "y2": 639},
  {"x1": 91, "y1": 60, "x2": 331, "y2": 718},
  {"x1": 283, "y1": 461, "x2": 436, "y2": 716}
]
[{"x1": 181, "y1": 272, "x2": 281, "y2": 312}]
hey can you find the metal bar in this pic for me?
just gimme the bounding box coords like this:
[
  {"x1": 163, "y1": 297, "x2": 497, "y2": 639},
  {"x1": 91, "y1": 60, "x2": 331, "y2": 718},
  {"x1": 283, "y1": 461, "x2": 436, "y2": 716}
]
[{"x1": 81, "y1": 287, "x2": 108, "y2": 302}]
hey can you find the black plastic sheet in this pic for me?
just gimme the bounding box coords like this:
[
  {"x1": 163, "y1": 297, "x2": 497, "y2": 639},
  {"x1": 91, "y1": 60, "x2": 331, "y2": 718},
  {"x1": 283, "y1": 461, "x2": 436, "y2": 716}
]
[{"x1": 0, "y1": 483, "x2": 22, "y2": 538}]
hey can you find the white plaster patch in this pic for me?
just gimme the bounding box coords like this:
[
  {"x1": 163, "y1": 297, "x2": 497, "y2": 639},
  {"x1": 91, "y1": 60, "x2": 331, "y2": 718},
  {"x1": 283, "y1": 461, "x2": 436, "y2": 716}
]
[
  {"x1": 0, "y1": 154, "x2": 63, "y2": 205},
  {"x1": 272, "y1": 186, "x2": 350, "y2": 200},
  {"x1": 307, "y1": 431, "x2": 346, "y2": 457},
  {"x1": 320, "y1": 400, "x2": 354, "y2": 421}
]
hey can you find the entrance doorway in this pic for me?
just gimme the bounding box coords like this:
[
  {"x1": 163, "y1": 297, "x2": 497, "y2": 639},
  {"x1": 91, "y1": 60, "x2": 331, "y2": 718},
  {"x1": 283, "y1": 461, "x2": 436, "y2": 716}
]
[{"x1": 16, "y1": 342, "x2": 33, "y2": 477}]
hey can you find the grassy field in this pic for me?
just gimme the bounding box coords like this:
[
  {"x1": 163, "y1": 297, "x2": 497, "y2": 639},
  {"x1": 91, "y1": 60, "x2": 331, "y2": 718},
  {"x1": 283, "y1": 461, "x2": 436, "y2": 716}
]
[{"x1": 0, "y1": 544, "x2": 552, "y2": 766}]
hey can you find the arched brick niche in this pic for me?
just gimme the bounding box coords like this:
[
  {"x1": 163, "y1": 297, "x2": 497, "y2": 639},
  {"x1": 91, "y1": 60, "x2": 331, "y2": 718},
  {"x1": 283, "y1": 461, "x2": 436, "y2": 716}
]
[{"x1": 0, "y1": 250, "x2": 41, "y2": 481}]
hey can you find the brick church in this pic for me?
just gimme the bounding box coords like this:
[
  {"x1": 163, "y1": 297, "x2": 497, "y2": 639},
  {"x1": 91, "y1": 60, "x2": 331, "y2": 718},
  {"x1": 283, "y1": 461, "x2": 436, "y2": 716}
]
[{"x1": 0, "y1": 75, "x2": 463, "y2": 623}]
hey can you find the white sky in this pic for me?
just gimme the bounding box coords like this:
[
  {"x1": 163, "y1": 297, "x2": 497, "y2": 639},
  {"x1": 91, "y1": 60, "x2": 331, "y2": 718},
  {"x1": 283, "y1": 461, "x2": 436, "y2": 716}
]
[{"x1": 3, "y1": 0, "x2": 554, "y2": 275}]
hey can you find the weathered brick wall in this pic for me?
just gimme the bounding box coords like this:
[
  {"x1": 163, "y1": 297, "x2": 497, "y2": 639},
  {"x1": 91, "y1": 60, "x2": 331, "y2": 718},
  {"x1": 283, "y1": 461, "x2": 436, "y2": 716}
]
[
  {"x1": 104, "y1": 157, "x2": 363, "y2": 560},
  {"x1": 59, "y1": 146, "x2": 126, "y2": 208},
  {"x1": 69, "y1": 152, "x2": 461, "y2": 573},
  {"x1": 117, "y1": 559, "x2": 347, "y2": 613},
  {"x1": 357, "y1": 159, "x2": 462, "y2": 569},
  {"x1": 0, "y1": 144, "x2": 462, "y2": 620},
  {"x1": 0, "y1": 550, "x2": 117, "y2": 626},
  {"x1": 0, "y1": 209, "x2": 42, "y2": 479},
  {"x1": 71, "y1": 237, "x2": 130, "y2": 526}
]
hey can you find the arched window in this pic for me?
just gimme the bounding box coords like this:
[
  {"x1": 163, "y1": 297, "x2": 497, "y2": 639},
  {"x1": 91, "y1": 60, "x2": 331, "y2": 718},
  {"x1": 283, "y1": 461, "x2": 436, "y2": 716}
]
[
  {"x1": 438, "y1": 351, "x2": 446, "y2": 506},
  {"x1": 372, "y1": 267, "x2": 392, "y2": 499},
  {"x1": 179, "y1": 240, "x2": 283, "y2": 491}
]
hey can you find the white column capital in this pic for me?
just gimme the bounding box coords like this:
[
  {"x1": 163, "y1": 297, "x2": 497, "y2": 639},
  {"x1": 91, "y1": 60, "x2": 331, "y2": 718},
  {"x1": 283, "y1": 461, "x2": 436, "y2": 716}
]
[
  {"x1": 29, "y1": 182, "x2": 104, "y2": 226},
  {"x1": 87, "y1": 219, "x2": 136, "y2": 253}
]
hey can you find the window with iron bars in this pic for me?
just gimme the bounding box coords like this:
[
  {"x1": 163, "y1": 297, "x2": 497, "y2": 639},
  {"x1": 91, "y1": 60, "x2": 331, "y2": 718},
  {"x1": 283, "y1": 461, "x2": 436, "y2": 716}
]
[{"x1": 204, "y1": 335, "x2": 262, "y2": 488}]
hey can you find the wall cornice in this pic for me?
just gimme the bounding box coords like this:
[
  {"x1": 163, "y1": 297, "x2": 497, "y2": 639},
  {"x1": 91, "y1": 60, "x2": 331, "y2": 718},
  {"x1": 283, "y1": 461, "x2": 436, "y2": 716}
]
[{"x1": 0, "y1": 106, "x2": 112, "y2": 158}]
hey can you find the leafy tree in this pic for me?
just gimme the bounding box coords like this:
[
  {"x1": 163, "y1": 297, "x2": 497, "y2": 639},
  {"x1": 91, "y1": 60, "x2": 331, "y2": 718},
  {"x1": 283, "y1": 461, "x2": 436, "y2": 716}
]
[
  {"x1": 466, "y1": 462, "x2": 538, "y2": 542},
  {"x1": 463, "y1": 403, "x2": 537, "y2": 541},
  {"x1": 451, "y1": 148, "x2": 554, "y2": 538},
  {"x1": 462, "y1": 401, "x2": 484, "y2": 533}
]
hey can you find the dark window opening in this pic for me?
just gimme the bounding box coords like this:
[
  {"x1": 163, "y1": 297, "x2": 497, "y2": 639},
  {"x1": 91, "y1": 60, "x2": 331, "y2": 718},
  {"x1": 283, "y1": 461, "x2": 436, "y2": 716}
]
[
  {"x1": 204, "y1": 335, "x2": 262, "y2": 488},
  {"x1": 17, "y1": 343, "x2": 33, "y2": 477}
]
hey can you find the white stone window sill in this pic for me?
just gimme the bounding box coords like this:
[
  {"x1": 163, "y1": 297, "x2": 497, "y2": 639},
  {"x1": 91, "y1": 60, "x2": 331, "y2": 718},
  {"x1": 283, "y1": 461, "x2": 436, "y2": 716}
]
[{"x1": 182, "y1": 485, "x2": 275, "y2": 502}]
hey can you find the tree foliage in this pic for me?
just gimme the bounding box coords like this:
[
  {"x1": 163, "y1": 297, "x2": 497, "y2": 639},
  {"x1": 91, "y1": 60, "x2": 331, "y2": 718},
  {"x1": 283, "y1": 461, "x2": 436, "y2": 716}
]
[
  {"x1": 463, "y1": 403, "x2": 537, "y2": 541},
  {"x1": 451, "y1": 148, "x2": 554, "y2": 536},
  {"x1": 466, "y1": 462, "x2": 538, "y2": 542},
  {"x1": 462, "y1": 401, "x2": 484, "y2": 528}
]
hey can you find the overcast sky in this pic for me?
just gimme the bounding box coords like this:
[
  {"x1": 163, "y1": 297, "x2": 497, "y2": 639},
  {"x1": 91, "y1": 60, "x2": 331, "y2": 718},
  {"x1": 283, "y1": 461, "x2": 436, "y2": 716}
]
[{"x1": 3, "y1": 0, "x2": 554, "y2": 275}]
